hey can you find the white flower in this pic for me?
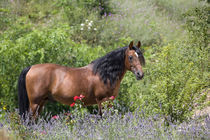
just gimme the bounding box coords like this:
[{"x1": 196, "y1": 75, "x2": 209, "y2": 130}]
[
  {"x1": 85, "y1": 19, "x2": 88, "y2": 22},
  {"x1": 81, "y1": 23, "x2": 84, "y2": 26},
  {"x1": 88, "y1": 27, "x2": 91, "y2": 30},
  {"x1": 94, "y1": 28, "x2": 97, "y2": 31},
  {"x1": 88, "y1": 22, "x2": 92, "y2": 26},
  {"x1": 80, "y1": 28, "x2": 83, "y2": 30},
  {"x1": 90, "y1": 20, "x2": 93, "y2": 23}
]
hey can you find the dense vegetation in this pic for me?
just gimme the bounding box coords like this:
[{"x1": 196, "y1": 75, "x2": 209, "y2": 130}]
[{"x1": 0, "y1": 0, "x2": 209, "y2": 139}]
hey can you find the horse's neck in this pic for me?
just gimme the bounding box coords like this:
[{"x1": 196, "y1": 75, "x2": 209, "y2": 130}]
[{"x1": 115, "y1": 69, "x2": 127, "y2": 87}]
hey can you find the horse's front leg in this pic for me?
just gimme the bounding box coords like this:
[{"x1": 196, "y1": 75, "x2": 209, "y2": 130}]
[
  {"x1": 96, "y1": 97, "x2": 111, "y2": 117},
  {"x1": 98, "y1": 103, "x2": 102, "y2": 117},
  {"x1": 96, "y1": 99, "x2": 102, "y2": 117}
]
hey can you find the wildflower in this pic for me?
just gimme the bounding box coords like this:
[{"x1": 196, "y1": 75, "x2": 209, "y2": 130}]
[
  {"x1": 94, "y1": 28, "x2": 97, "y2": 31},
  {"x1": 70, "y1": 120, "x2": 76, "y2": 124},
  {"x1": 41, "y1": 130, "x2": 47, "y2": 135},
  {"x1": 90, "y1": 20, "x2": 93, "y2": 23},
  {"x1": 64, "y1": 112, "x2": 71, "y2": 116},
  {"x1": 88, "y1": 22, "x2": 92, "y2": 26},
  {"x1": 80, "y1": 94, "x2": 85, "y2": 99},
  {"x1": 3, "y1": 106, "x2": 6, "y2": 110},
  {"x1": 70, "y1": 102, "x2": 75, "y2": 107},
  {"x1": 74, "y1": 96, "x2": 80, "y2": 101},
  {"x1": 85, "y1": 19, "x2": 88, "y2": 22},
  {"x1": 109, "y1": 96, "x2": 115, "y2": 100},
  {"x1": 80, "y1": 28, "x2": 83, "y2": 30},
  {"x1": 52, "y1": 115, "x2": 59, "y2": 119},
  {"x1": 88, "y1": 27, "x2": 91, "y2": 30},
  {"x1": 81, "y1": 23, "x2": 84, "y2": 26}
]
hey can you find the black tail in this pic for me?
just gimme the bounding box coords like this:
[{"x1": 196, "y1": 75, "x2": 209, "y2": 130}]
[{"x1": 18, "y1": 66, "x2": 31, "y2": 117}]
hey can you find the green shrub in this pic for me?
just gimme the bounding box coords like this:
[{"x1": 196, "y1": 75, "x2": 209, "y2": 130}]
[
  {"x1": 120, "y1": 42, "x2": 208, "y2": 122},
  {"x1": 0, "y1": 24, "x2": 72, "y2": 110},
  {"x1": 183, "y1": 6, "x2": 209, "y2": 73},
  {"x1": 0, "y1": 7, "x2": 14, "y2": 32},
  {"x1": 117, "y1": 3, "x2": 209, "y2": 122}
]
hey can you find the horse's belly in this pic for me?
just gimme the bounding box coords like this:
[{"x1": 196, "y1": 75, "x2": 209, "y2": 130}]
[{"x1": 51, "y1": 80, "x2": 96, "y2": 105}]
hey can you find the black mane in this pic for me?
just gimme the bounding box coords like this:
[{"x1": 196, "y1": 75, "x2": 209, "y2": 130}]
[
  {"x1": 91, "y1": 46, "x2": 145, "y2": 86},
  {"x1": 91, "y1": 47, "x2": 126, "y2": 86}
]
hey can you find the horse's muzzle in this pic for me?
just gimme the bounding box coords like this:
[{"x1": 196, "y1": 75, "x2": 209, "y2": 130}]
[{"x1": 135, "y1": 71, "x2": 144, "y2": 80}]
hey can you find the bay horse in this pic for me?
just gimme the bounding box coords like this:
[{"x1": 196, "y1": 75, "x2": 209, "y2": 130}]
[{"x1": 18, "y1": 41, "x2": 145, "y2": 118}]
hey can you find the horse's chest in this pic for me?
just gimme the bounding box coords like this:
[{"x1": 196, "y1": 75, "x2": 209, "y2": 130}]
[
  {"x1": 112, "y1": 83, "x2": 121, "y2": 97},
  {"x1": 104, "y1": 84, "x2": 121, "y2": 98}
]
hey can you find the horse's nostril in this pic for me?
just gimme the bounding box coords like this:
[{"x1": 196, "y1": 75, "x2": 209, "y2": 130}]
[
  {"x1": 136, "y1": 71, "x2": 143, "y2": 78},
  {"x1": 136, "y1": 71, "x2": 141, "y2": 76}
]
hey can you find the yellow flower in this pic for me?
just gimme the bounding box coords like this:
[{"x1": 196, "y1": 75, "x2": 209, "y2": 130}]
[
  {"x1": 3, "y1": 106, "x2": 6, "y2": 110},
  {"x1": 70, "y1": 120, "x2": 76, "y2": 124}
]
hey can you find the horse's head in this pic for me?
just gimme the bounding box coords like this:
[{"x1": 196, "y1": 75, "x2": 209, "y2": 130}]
[{"x1": 125, "y1": 41, "x2": 145, "y2": 80}]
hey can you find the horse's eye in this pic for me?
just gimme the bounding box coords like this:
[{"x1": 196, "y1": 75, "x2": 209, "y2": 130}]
[{"x1": 129, "y1": 56, "x2": 133, "y2": 61}]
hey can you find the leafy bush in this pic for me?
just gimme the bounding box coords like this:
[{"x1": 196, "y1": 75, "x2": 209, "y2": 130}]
[
  {"x1": 0, "y1": 24, "x2": 69, "y2": 110},
  {"x1": 58, "y1": 0, "x2": 113, "y2": 24},
  {"x1": 116, "y1": 2, "x2": 209, "y2": 122},
  {"x1": 0, "y1": 7, "x2": 14, "y2": 31},
  {"x1": 183, "y1": 6, "x2": 209, "y2": 73}
]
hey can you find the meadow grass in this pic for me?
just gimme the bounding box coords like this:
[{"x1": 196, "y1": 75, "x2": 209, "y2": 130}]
[
  {"x1": 99, "y1": 0, "x2": 207, "y2": 46},
  {"x1": 99, "y1": 0, "x2": 186, "y2": 46}
]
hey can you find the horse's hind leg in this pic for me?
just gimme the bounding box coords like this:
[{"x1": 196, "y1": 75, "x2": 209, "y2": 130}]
[
  {"x1": 29, "y1": 98, "x2": 46, "y2": 120},
  {"x1": 37, "y1": 99, "x2": 47, "y2": 115},
  {"x1": 27, "y1": 85, "x2": 48, "y2": 119},
  {"x1": 29, "y1": 103, "x2": 39, "y2": 119}
]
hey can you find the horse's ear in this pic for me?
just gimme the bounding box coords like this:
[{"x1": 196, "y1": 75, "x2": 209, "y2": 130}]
[
  {"x1": 129, "y1": 41, "x2": 133, "y2": 50},
  {"x1": 137, "y1": 41, "x2": 141, "y2": 48}
]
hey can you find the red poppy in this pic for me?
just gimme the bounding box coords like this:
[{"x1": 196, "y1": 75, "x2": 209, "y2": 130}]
[
  {"x1": 70, "y1": 102, "x2": 75, "y2": 107},
  {"x1": 52, "y1": 115, "x2": 59, "y2": 119},
  {"x1": 80, "y1": 94, "x2": 85, "y2": 99},
  {"x1": 74, "y1": 96, "x2": 81, "y2": 101}
]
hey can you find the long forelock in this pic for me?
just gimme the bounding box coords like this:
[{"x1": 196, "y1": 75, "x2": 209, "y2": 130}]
[{"x1": 132, "y1": 46, "x2": 145, "y2": 66}]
